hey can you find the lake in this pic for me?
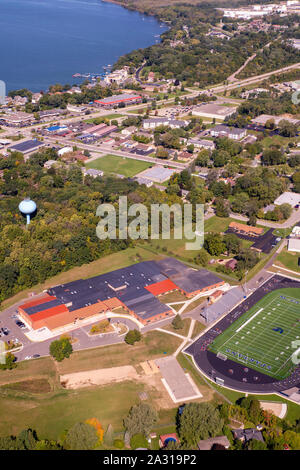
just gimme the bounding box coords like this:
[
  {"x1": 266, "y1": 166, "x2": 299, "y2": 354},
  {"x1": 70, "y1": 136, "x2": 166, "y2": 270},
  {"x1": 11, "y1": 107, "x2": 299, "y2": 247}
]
[{"x1": 0, "y1": 0, "x2": 166, "y2": 92}]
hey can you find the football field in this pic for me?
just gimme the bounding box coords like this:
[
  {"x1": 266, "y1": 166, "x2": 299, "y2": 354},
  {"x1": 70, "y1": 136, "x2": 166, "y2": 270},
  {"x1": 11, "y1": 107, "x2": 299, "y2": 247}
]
[{"x1": 208, "y1": 288, "x2": 300, "y2": 380}]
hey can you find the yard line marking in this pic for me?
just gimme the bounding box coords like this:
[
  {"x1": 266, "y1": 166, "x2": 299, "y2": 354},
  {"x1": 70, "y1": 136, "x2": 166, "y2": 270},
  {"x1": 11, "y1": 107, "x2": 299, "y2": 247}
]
[{"x1": 236, "y1": 308, "x2": 263, "y2": 333}]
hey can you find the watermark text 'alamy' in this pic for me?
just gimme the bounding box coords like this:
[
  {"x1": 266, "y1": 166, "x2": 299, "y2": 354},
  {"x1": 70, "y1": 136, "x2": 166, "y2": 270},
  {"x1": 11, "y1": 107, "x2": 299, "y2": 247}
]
[{"x1": 96, "y1": 197, "x2": 204, "y2": 251}]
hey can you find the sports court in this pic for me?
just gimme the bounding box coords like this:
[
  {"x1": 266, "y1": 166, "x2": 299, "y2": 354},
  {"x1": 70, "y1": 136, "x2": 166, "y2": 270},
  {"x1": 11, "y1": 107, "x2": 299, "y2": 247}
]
[{"x1": 208, "y1": 288, "x2": 300, "y2": 381}]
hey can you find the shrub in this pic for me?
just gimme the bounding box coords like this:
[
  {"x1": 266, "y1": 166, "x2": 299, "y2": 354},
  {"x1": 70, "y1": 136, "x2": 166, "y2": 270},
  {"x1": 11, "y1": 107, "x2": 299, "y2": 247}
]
[
  {"x1": 172, "y1": 314, "x2": 184, "y2": 330},
  {"x1": 113, "y1": 439, "x2": 125, "y2": 449},
  {"x1": 125, "y1": 329, "x2": 142, "y2": 345},
  {"x1": 130, "y1": 433, "x2": 148, "y2": 450}
]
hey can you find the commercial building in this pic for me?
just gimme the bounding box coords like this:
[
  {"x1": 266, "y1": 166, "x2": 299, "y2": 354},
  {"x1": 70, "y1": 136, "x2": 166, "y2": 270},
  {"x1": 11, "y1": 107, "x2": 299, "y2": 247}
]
[
  {"x1": 66, "y1": 104, "x2": 87, "y2": 114},
  {"x1": 136, "y1": 166, "x2": 179, "y2": 183},
  {"x1": 18, "y1": 258, "x2": 224, "y2": 331},
  {"x1": 274, "y1": 191, "x2": 300, "y2": 208},
  {"x1": 192, "y1": 104, "x2": 237, "y2": 121},
  {"x1": 9, "y1": 139, "x2": 45, "y2": 157},
  {"x1": 0, "y1": 112, "x2": 33, "y2": 127},
  {"x1": 288, "y1": 238, "x2": 300, "y2": 252},
  {"x1": 94, "y1": 94, "x2": 142, "y2": 108},
  {"x1": 58, "y1": 146, "x2": 73, "y2": 157},
  {"x1": 228, "y1": 221, "x2": 264, "y2": 237},
  {"x1": 252, "y1": 114, "x2": 300, "y2": 127}
]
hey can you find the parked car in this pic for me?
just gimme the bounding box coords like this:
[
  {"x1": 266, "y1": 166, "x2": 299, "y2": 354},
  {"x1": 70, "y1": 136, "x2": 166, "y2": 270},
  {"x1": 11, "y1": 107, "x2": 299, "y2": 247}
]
[
  {"x1": 32, "y1": 354, "x2": 40, "y2": 359},
  {"x1": 15, "y1": 320, "x2": 26, "y2": 329},
  {"x1": 1, "y1": 327, "x2": 9, "y2": 336}
]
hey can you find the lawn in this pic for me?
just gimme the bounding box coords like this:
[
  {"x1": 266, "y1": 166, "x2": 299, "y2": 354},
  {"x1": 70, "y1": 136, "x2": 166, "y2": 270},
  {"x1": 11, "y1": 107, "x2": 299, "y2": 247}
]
[
  {"x1": 191, "y1": 321, "x2": 206, "y2": 339},
  {"x1": 276, "y1": 248, "x2": 300, "y2": 274},
  {"x1": 162, "y1": 318, "x2": 191, "y2": 337},
  {"x1": 208, "y1": 288, "x2": 300, "y2": 380},
  {"x1": 0, "y1": 380, "x2": 145, "y2": 439},
  {"x1": 85, "y1": 154, "x2": 152, "y2": 177},
  {"x1": 55, "y1": 330, "x2": 182, "y2": 375},
  {"x1": 0, "y1": 330, "x2": 183, "y2": 439}
]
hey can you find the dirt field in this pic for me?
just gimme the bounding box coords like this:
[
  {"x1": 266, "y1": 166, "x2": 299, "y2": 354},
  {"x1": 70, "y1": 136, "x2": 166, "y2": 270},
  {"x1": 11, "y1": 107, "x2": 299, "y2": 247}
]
[
  {"x1": 259, "y1": 401, "x2": 286, "y2": 418},
  {"x1": 60, "y1": 365, "x2": 139, "y2": 389},
  {"x1": 59, "y1": 360, "x2": 196, "y2": 410}
]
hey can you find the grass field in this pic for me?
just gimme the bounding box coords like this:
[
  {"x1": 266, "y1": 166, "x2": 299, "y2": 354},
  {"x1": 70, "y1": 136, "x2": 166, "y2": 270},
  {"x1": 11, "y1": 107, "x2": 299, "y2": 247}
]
[
  {"x1": 209, "y1": 288, "x2": 300, "y2": 380},
  {"x1": 276, "y1": 248, "x2": 300, "y2": 274},
  {"x1": 85, "y1": 154, "x2": 152, "y2": 177},
  {"x1": 0, "y1": 331, "x2": 183, "y2": 438}
]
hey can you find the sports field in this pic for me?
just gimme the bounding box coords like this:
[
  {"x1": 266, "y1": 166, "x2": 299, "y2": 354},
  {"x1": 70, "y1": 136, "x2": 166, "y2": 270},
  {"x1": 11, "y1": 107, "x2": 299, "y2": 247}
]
[
  {"x1": 208, "y1": 288, "x2": 300, "y2": 380},
  {"x1": 85, "y1": 155, "x2": 152, "y2": 177}
]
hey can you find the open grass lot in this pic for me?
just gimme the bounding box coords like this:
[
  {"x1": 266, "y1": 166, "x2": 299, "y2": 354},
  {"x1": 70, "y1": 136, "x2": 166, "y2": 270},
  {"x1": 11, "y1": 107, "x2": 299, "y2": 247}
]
[
  {"x1": 0, "y1": 330, "x2": 183, "y2": 439},
  {"x1": 162, "y1": 318, "x2": 191, "y2": 337},
  {"x1": 209, "y1": 288, "x2": 300, "y2": 380},
  {"x1": 191, "y1": 320, "x2": 206, "y2": 339},
  {"x1": 1, "y1": 246, "x2": 163, "y2": 310},
  {"x1": 260, "y1": 134, "x2": 300, "y2": 148},
  {"x1": 276, "y1": 248, "x2": 300, "y2": 274},
  {"x1": 204, "y1": 215, "x2": 266, "y2": 234},
  {"x1": 0, "y1": 380, "x2": 146, "y2": 439},
  {"x1": 55, "y1": 331, "x2": 182, "y2": 375},
  {"x1": 0, "y1": 357, "x2": 57, "y2": 387},
  {"x1": 85, "y1": 154, "x2": 152, "y2": 177}
]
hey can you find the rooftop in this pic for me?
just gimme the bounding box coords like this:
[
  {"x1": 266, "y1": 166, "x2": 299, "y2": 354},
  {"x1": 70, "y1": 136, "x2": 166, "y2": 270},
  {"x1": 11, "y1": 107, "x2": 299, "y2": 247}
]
[
  {"x1": 274, "y1": 191, "x2": 300, "y2": 207},
  {"x1": 229, "y1": 221, "x2": 264, "y2": 235}
]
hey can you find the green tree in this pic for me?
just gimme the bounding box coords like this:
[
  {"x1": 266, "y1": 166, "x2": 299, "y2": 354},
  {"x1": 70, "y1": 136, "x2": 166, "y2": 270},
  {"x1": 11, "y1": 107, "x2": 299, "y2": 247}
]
[
  {"x1": 124, "y1": 329, "x2": 142, "y2": 345},
  {"x1": 124, "y1": 403, "x2": 158, "y2": 437},
  {"x1": 204, "y1": 233, "x2": 226, "y2": 256},
  {"x1": 179, "y1": 402, "x2": 223, "y2": 447},
  {"x1": 64, "y1": 422, "x2": 99, "y2": 450},
  {"x1": 49, "y1": 337, "x2": 73, "y2": 362},
  {"x1": 130, "y1": 433, "x2": 148, "y2": 449},
  {"x1": 172, "y1": 314, "x2": 184, "y2": 330}
]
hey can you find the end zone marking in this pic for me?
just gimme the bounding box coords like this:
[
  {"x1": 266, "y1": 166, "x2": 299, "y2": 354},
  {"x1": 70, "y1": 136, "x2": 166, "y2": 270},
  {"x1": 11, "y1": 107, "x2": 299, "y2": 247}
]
[{"x1": 236, "y1": 308, "x2": 264, "y2": 333}]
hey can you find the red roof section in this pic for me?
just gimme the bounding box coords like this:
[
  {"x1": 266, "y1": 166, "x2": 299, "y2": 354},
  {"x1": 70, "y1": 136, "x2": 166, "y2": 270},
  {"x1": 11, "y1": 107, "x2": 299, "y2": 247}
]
[
  {"x1": 145, "y1": 279, "x2": 178, "y2": 296},
  {"x1": 20, "y1": 295, "x2": 56, "y2": 310},
  {"x1": 29, "y1": 304, "x2": 69, "y2": 323},
  {"x1": 95, "y1": 96, "x2": 141, "y2": 105}
]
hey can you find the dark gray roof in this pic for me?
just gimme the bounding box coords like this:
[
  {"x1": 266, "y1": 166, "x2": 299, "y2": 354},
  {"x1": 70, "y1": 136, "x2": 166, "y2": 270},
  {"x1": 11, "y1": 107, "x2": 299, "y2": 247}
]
[
  {"x1": 233, "y1": 428, "x2": 264, "y2": 443},
  {"x1": 47, "y1": 258, "x2": 224, "y2": 321},
  {"x1": 203, "y1": 286, "x2": 244, "y2": 323},
  {"x1": 210, "y1": 125, "x2": 246, "y2": 135},
  {"x1": 9, "y1": 140, "x2": 44, "y2": 153},
  {"x1": 23, "y1": 298, "x2": 63, "y2": 316},
  {"x1": 154, "y1": 258, "x2": 223, "y2": 293}
]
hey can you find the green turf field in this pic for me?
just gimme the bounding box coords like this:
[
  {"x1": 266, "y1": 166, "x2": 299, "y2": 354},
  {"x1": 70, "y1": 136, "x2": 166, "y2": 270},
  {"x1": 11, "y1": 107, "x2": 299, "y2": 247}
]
[
  {"x1": 208, "y1": 288, "x2": 300, "y2": 380},
  {"x1": 85, "y1": 154, "x2": 152, "y2": 177}
]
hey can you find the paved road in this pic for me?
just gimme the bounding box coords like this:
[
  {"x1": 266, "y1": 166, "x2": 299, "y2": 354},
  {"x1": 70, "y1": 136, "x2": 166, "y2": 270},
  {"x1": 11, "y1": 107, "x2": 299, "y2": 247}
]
[
  {"x1": 229, "y1": 210, "x2": 300, "y2": 229},
  {"x1": 0, "y1": 298, "x2": 139, "y2": 362},
  {"x1": 44, "y1": 135, "x2": 188, "y2": 170}
]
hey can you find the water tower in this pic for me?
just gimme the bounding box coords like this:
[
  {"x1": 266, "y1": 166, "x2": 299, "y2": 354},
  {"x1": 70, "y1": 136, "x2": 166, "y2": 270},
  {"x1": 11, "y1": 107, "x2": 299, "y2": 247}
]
[{"x1": 19, "y1": 198, "x2": 37, "y2": 225}]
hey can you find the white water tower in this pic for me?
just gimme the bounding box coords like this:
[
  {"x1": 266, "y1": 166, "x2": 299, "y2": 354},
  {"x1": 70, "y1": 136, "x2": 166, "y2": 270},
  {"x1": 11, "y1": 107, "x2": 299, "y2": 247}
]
[{"x1": 19, "y1": 198, "x2": 37, "y2": 225}]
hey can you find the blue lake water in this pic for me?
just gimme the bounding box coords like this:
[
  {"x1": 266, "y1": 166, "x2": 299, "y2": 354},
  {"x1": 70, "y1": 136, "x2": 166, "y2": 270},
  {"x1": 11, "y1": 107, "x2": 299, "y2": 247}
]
[{"x1": 0, "y1": 0, "x2": 166, "y2": 92}]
